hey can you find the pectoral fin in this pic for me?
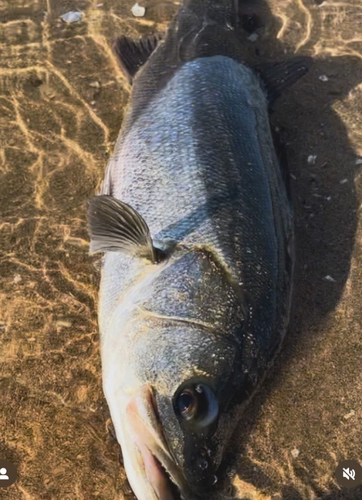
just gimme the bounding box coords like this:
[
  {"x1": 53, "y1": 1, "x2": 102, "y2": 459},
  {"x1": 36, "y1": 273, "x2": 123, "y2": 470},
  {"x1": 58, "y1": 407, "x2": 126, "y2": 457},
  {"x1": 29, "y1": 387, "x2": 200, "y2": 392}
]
[
  {"x1": 254, "y1": 56, "x2": 312, "y2": 104},
  {"x1": 114, "y1": 35, "x2": 161, "y2": 81},
  {"x1": 87, "y1": 195, "x2": 156, "y2": 262}
]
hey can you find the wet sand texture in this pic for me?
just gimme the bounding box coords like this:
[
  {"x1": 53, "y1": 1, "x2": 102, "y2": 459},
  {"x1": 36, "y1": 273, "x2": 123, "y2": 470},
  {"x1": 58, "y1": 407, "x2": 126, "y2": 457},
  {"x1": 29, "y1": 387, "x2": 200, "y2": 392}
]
[{"x1": 0, "y1": 0, "x2": 361, "y2": 499}]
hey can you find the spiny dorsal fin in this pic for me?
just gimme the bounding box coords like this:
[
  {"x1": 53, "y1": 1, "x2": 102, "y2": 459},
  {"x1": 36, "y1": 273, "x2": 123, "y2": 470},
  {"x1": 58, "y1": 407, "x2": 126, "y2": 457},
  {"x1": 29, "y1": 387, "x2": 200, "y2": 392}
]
[
  {"x1": 114, "y1": 35, "x2": 161, "y2": 81},
  {"x1": 254, "y1": 56, "x2": 312, "y2": 104},
  {"x1": 87, "y1": 195, "x2": 156, "y2": 262}
]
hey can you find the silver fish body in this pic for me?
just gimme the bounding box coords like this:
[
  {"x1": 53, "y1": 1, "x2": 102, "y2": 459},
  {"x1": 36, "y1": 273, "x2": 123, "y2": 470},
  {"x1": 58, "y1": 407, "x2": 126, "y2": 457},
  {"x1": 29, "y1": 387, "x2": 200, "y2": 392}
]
[{"x1": 88, "y1": 3, "x2": 309, "y2": 499}]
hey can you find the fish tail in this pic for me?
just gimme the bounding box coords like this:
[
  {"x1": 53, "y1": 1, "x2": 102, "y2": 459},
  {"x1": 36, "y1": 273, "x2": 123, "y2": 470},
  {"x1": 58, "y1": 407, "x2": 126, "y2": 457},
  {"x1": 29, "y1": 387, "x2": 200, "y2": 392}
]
[{"x1": 181, "y1": 0, "x2": 239, "y2": 25}]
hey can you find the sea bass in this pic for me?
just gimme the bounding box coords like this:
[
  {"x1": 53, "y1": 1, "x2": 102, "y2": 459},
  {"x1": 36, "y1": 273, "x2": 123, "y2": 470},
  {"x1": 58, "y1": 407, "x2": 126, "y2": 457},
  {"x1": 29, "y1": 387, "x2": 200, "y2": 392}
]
[{"x1": 87, "y1": 1, "x2": 310, "y2": 499}]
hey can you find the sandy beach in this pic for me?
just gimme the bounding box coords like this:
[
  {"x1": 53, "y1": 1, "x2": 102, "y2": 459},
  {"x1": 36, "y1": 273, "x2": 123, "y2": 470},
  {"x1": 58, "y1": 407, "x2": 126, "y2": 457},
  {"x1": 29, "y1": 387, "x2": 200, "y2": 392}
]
[{"x1": 0, "y1": 0, "x2": 361, "y2": 499}]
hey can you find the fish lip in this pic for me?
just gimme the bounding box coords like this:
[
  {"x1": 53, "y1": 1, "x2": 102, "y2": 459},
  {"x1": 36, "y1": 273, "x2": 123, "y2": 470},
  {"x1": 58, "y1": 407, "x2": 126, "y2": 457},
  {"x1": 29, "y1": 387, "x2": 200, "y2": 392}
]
[{"x1": 126, "y1": 387, "x2": 192, "y2": 500}]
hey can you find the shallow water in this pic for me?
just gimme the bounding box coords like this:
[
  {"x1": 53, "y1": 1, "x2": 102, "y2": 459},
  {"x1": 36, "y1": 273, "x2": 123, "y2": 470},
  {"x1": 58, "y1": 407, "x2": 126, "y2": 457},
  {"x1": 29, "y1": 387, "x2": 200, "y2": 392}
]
[{"x1": 0, "y1": 1, "x2": 361, "y2": 499}]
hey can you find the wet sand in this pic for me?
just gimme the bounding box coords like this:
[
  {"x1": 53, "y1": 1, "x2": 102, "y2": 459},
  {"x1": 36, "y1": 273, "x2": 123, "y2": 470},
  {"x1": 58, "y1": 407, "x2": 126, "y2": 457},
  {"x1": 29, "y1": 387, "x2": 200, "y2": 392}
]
[{"x1": 0, "y1": 1, "x2": 361, "y2": 499}]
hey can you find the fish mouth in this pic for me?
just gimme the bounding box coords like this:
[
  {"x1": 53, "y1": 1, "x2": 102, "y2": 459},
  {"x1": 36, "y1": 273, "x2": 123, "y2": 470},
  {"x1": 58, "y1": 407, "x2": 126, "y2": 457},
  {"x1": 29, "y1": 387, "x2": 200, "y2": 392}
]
[
  {"x1": 135, "y1": 437, "x2": 185, "y2": 500},
  {"x1": 126, "y1": 386, "x2": 191, "y2": 500}
]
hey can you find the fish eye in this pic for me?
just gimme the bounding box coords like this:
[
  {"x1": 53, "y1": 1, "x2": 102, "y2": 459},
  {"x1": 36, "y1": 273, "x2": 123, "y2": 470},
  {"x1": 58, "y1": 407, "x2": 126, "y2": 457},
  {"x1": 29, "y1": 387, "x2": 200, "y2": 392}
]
[
  {"x1": 174, "y1": 383, "x2": 219, "y2": 426},
  {"x1": 177, "y1": 389, "x2": 198, "y2": 420}
]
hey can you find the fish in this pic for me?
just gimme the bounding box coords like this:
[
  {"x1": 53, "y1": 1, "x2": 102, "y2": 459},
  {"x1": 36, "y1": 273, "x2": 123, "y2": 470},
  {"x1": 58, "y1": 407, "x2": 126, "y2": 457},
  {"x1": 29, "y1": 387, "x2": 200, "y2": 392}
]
[{"x1": 87, "y1": 1, "x2": 311, "y2": 499}]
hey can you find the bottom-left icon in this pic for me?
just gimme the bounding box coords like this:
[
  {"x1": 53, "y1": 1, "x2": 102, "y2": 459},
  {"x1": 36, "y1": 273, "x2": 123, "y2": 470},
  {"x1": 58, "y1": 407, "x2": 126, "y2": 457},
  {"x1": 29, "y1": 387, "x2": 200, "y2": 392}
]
[{"x1": 0, "y1": 460, "x2": 17, "y2": 487}]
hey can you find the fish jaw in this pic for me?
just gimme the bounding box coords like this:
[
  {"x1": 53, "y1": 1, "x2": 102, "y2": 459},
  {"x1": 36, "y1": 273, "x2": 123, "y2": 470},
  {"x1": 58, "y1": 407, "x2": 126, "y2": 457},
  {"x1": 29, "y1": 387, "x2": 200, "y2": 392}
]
[{"x1": 107, "y1": 384, "x2": 192, "y2": 500}]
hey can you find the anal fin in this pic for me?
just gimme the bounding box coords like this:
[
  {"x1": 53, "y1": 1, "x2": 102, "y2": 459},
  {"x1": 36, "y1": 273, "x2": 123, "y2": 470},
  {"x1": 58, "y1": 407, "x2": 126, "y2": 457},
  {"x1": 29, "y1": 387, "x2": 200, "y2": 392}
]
[{"x1": 254, "y1": 56, "x2": 313, "y2": 104}]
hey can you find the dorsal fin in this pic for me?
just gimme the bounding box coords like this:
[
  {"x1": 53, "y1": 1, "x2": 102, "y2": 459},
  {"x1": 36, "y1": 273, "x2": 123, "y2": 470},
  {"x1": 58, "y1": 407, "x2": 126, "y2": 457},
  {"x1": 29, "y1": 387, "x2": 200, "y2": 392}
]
[
  {"x1": 114, "y1": 35, "x2": 161, "y2": 81},
  {"x1": 254, "y1": 56, "x2": 312, "y2": 104},
  {"x1": 87, "y1": 195, "x2": 156, "y2": 262}
]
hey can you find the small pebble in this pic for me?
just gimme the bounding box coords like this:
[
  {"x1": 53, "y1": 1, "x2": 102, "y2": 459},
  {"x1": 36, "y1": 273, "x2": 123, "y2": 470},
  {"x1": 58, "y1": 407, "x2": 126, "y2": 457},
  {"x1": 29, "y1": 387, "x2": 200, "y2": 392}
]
[
  {"x1": 226, "y1": 467, "x2": 236, "y2": 478},
  {"x1": 197, "y1": 459, "x2": 209, "y2": 470},
  {"x1": 131, "y1": 3, "x2": 146, "y2": 17},
  {"x1": 56, "y1": 320, "x2": 72, "y2": 328},
  {"x1": 344, "y1": 410, "x2": 355, "y2": 420},
  {"x1": 291, "y1": 448, "x2": 300, "y2": 458},
  {"x1": 324, "y1": 275, "x2": 336, "y2": 282},
  {"x1": 60, "y1": 11, "x2": 83, "y2": 23},
  {"x1": 355, "y1": 158, "x2": 362, "y2": 165},
  {"x1": 13, "y1": 274, "x2": 22, "y2": 283},
  {"x1": 248, "y1": 33, "x2": 259, "y2": 42},
  {"x1": 89, "y1": 81, "x2": 100, "y2": 89},
  {"x1": 319, "y1": 75, "x2": 329, "y2": 82},
  {"x1": 340, "y1": 178, "x2": 348, "y2": 184},
  {"x1": 307, "y1": 155, "x2": 317, "y2": 165}
]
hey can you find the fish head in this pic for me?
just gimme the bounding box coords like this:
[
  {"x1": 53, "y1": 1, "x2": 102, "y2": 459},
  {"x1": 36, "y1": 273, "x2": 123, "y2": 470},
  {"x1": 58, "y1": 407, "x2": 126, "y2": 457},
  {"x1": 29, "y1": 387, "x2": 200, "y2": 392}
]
[
  {"x1": 103, "y1": 302, "x2": 247, "y2": 499},
  {"x1": 101, "y1": 249, "x2": 252, "y2": 499}
]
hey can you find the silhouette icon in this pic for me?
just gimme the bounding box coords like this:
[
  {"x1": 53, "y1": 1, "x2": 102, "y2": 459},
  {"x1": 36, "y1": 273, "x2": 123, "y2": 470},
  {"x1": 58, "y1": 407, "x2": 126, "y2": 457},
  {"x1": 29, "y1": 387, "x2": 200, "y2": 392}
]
[
  {"x1": 0, "y1": 468, "x2": 9, "y2": 480},
  {"x1": 343, "y1": 468, "x2": 356, "y2": 481},
  {"x1": 0, "y1": 460, "x2": 17, "y2": 487}
]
